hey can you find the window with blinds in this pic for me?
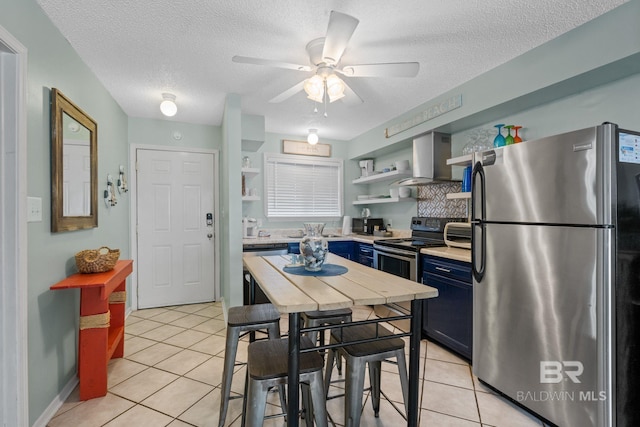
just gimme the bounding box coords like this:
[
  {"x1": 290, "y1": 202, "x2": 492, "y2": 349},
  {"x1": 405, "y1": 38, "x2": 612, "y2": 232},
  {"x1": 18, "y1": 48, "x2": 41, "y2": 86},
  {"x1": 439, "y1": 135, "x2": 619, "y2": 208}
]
[{"x1": 264, "y1": 153, "x2": 343, "y2": 219}]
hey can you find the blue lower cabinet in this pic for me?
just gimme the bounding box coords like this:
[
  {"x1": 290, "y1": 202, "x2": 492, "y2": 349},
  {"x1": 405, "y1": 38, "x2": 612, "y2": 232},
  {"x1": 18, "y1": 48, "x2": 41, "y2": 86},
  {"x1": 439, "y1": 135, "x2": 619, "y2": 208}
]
[
  {"x1": 422, "y1": 255, "x2": 472, "y2": 360},
  {"x1": 290, "y1": 240, "x2": 355, "y2": 261},
  {"x1": 328, "y1": 241, "x2": 354, "y2": 260},
  {"x1": 355, "y1": 242, "x2": 374, "y2": 267}
]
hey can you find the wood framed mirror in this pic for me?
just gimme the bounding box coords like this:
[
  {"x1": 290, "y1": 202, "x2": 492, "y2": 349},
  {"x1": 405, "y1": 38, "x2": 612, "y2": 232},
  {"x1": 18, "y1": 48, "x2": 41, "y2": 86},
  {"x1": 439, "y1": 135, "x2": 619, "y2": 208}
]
[{"x1": 51, "y1": 88, "x2": 98, "y2": 232}]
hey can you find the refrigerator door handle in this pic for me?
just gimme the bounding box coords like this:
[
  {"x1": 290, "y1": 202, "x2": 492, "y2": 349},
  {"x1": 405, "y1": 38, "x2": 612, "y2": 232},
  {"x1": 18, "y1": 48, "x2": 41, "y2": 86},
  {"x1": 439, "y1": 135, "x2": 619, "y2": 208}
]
[{"x1": 471, "y1": 161, "x2": 486, "y2": 282}]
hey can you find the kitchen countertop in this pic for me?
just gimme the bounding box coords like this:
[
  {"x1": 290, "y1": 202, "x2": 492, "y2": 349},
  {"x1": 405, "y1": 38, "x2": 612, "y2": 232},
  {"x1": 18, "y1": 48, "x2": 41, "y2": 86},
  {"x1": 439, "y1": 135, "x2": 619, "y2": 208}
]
[
  {"x1": 421, "y1": 246, "x2": 472, "y2": 263},
  {"x1": 242, "y1": 230, "x2": 409, "y2": 246}
]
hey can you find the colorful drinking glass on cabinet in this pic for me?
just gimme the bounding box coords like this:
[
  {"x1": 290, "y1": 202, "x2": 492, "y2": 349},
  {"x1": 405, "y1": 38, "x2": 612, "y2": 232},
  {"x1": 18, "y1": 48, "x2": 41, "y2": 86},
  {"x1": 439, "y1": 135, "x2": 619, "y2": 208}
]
[
  {"x1": 493, "y1": 124, "x2": 506, "y2": 147},
  {"x1": 513, "y1": 126, "x2": 523, "y2": 143},
  {"x1": 504, "y1": 125, "x2": 514, "y2": 145}
]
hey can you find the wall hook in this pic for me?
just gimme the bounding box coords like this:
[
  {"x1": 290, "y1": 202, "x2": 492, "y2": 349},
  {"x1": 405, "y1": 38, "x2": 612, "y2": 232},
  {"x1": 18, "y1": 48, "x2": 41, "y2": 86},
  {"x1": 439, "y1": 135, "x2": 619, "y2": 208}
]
[
  {"x1": 117, "y1": 165, "x2": 128, "y2": 194},
  {"x1": 105, "y1": 174, "x2": 117, "y2": 207}
]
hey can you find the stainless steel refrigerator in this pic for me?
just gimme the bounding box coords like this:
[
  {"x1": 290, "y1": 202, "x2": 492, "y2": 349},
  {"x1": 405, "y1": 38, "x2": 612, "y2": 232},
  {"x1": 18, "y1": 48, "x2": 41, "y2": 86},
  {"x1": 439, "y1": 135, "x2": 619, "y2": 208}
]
[{"x1": 471, "y1": 123, "x2": 640, "y2": 427}]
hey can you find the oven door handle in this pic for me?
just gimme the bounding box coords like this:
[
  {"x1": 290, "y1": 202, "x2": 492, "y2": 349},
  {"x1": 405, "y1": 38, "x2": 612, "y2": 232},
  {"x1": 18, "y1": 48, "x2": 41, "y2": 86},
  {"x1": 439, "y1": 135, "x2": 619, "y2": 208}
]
[{"x1": 373, "y1": 245, "x2": 416, "y2": 258}]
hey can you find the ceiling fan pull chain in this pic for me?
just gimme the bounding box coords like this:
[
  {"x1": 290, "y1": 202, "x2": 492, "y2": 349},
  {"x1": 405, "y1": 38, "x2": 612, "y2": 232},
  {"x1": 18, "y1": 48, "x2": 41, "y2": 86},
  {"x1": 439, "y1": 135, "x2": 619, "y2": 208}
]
[{"x1": 323, "y1": 80, "x2": 328, "y2": 117}]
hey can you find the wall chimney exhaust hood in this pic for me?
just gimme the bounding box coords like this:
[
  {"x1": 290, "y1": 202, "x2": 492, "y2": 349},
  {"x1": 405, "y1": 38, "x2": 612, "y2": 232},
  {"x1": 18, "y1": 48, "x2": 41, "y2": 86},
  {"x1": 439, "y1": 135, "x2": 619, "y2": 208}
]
[{"x1": 396, "y1": 132, "x2": 452, "y2": 186}]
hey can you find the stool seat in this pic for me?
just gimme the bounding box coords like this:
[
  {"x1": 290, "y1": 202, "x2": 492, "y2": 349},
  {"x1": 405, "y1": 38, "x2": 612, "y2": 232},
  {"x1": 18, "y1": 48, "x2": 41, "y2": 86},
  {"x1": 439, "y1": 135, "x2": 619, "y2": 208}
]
[
  {"x1": 245, "y1": 337, "x2": 328, "y2": 427},
  {"x1": 301, "y1": 308, "x2": 352, "y2": 320},
  {"x1": 331, "y1": 323, "x2": 405, "y2": 357},
  {"x1": 248, "y1": 336, "x2": 322, "y2": 379},
  {"x1": 227, "y1": 303, "x2": 280, "y2": 327}
]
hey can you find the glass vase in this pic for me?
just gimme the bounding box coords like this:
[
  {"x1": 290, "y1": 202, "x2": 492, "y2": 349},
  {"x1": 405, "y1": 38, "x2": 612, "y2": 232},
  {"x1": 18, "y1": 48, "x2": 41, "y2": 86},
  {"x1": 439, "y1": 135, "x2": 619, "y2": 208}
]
[{"x1": 300, "y1": 222, "x2": 329, "y2": 272}]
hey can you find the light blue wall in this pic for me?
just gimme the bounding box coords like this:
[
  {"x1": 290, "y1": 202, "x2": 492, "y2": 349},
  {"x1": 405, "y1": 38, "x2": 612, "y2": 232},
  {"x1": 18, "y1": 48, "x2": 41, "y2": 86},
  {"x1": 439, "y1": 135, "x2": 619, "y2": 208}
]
[
  {"x1": 128, "y1": 117, "x2": 221, "y2": 149},
  {"x1": 241, "y1": 132, "x2": 360, "y2": 231},
  {"x1": 2, "y1": 0, "x2": 130, "y2": 424},
  {"x1": 221, "y1": 95, "x2": 244, "y2": 307}
]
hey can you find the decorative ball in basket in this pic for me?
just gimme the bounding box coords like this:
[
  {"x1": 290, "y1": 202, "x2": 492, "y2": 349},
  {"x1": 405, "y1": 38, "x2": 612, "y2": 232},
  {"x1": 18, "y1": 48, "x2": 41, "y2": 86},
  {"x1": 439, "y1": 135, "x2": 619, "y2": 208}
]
[{"x1": 75, "y1": 247, "x2": 120, "y2": 273}]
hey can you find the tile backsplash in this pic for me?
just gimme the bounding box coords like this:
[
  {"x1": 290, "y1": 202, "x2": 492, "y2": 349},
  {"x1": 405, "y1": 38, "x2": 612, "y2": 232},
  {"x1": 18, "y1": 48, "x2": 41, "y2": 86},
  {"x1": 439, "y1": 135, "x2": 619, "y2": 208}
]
[{"x1": 417, "y1": 182, "x2": 468, "y2": 218}]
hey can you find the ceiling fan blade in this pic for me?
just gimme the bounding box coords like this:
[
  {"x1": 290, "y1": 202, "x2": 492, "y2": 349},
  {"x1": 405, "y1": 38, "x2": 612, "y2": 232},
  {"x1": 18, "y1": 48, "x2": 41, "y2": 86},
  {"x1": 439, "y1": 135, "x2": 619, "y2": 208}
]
[
  {"x1": 341, "y1": 80, "x2": 363, "y2": 106},
  {"x1": 269, "y1": 80, "x2": 306, "y2": 103},
  {"x1": 232, "y1": 55, "x2": 312, "y2": 72},
  {"x1": 322, "y1": 11, "x2": 359, "y2": 65},
  {"x1": 339, "y1": 62, "x2": 420, "y2": 78}
]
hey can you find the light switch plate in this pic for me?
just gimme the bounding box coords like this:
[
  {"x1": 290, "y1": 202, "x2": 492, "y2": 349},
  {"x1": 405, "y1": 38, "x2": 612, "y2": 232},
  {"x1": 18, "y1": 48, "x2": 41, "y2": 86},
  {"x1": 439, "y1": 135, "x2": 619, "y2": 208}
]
[{"x1": 27, "y1": 197, "x2": 42, "y2": 222}]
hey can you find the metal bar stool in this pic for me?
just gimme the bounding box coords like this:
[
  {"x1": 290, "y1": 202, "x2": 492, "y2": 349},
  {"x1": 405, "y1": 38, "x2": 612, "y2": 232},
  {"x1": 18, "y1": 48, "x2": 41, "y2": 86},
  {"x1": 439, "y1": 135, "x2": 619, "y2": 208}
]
[
  {"x1": 218, "y1": 304, "x2": 282, "y2": 427},
  {"x1": 244, "y1": 336, "x2": 328, "y2": 427},
  {"x1": 301, "y1": 308, "x2": 352, "y2": 373},
  {"x1": 324, "y1": 323, "x2": 409, "y2": 427}
]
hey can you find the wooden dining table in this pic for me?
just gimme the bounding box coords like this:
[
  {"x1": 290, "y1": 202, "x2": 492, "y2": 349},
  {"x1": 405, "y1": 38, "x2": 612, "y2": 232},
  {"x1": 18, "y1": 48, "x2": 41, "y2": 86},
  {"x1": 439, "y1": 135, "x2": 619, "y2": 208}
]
[{"x1": 242, "y1": 253, "x2": 438, "y2": 427}]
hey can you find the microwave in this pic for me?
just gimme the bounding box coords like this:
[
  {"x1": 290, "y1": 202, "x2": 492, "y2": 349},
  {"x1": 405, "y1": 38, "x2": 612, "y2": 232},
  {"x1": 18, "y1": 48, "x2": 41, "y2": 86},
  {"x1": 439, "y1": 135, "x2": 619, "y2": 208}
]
[
  {"x1": 444, "y1": 222, "x2": 471, "y2": 249},
  {"x1": 352, "y1": 217, "x2": 384, "y2": 235}
]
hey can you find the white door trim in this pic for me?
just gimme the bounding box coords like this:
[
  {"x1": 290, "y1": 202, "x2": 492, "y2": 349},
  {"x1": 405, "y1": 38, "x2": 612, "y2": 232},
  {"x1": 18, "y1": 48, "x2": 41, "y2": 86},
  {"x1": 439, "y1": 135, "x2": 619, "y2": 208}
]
[
  {"x1": 0, "y1": 25, "x2": 29, "y2": 427},
  {"x1": 129, "y1": 144, "x2": 220, "y2": 309}
]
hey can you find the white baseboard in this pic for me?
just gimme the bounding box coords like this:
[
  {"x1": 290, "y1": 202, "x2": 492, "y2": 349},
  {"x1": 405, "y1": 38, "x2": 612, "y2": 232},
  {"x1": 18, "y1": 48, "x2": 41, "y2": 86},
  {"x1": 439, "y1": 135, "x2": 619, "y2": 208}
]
[{"x1": 32, "y1": 376, "x2": 79, "y2": 427}]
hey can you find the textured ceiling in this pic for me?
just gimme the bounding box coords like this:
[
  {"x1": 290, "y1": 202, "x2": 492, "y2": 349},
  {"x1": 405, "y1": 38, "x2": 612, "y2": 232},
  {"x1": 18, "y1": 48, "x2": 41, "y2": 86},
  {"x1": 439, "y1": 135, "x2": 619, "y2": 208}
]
[{"x1": 37, "y1": 0, "x2": 627, "y2": 141}]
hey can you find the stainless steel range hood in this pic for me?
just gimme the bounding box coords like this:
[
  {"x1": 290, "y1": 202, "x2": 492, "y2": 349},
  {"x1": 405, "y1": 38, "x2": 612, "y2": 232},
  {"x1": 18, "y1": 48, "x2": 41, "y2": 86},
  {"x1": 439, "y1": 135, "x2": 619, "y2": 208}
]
[{"x1": 397, "y1": 132, "x2": 452, "y2": 186}]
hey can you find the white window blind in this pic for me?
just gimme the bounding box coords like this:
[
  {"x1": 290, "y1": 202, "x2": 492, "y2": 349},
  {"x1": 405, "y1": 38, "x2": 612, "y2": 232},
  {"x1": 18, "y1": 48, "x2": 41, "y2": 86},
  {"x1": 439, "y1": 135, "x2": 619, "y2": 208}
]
[{"x1": 264, "y1": 153, "x2": 343, "y2": 219}]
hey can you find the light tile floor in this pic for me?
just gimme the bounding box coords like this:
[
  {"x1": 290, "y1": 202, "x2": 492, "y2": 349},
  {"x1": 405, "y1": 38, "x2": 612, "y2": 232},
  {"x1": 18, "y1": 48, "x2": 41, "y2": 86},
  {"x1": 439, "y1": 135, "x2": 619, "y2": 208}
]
[{"x1": 49, "y1": 302, "x2": 548, "y2": 427}]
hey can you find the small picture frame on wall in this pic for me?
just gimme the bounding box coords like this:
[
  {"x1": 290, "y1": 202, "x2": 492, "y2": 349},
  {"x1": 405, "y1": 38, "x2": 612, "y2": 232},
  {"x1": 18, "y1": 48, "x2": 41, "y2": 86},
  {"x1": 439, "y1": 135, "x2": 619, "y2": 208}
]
[{"x1": 282, "y1": 139, "x2": 331, "y2": 157}]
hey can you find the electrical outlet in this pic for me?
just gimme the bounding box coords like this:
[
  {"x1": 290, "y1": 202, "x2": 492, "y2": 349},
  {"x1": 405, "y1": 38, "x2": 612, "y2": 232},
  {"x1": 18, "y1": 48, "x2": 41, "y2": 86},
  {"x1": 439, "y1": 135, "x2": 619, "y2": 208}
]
[
  {"x1": 386, "y1": 219, "x2": 392, "y2": 228},
  {"x1": 27, "y1": 197, "x2": 43, "y2": 222}
]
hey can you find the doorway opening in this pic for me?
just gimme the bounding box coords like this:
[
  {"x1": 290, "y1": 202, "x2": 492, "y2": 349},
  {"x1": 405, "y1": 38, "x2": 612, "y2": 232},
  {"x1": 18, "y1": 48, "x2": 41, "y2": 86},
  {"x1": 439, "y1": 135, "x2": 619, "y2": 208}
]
[
  {"x1": 129, "y1": 145, "x2": 220, "y2": 310},
  {"x1": 0, "y1": 25, "x2": 28, "y2": 427}
]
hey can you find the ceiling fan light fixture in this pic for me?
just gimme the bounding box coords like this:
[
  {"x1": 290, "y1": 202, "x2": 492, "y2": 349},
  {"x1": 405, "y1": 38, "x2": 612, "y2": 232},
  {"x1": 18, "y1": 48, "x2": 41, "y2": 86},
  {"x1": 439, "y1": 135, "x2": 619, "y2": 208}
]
[
  {"x1": 160, "y1": 93, "x2": 178, "y2": 117},
  {"x1": 326, "y1": 74, "x2": 345, "y2": 102},
  {"x1": 304, "y1": 75, "x2": 324, "y2": 101},
  {"x1": 307, "y1": 129, "x2": 319, "y2": 145}
]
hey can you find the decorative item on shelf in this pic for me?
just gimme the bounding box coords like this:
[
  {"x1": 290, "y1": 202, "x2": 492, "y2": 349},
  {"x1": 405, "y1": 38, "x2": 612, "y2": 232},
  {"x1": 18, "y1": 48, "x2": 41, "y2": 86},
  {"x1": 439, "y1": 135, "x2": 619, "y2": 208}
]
[
  {"x1": 462, "y1": 166, "x2": 472, "y2": 192},
  {"x1": 117, "y1": 165, "x2": 128, "y2": 194},
  {"x1": 504, "y1": 125, "x2": 515, "y2": 145},
  {"x1": 242, "y1": 175, "x2": 246, "y2": 196},
  {"x1": 282, "y1": 139, "x2": 331, "y2": 157},
  {"x1": 513, "y1": 126, "x2": 523, "y2": 143},
  {"x1": 299, "y1": 222, "x2": 328, "y2": 272},
  {"x1": 398, "y1": 187, "x2": 411, "y2": 198},
  {"x1": 395, "y1": 160, "x2": 410, "y2": 171},
  {"x1": 242, "y1": 156, "x2": 251, "y2": 168},
  {"x1": 105, "y1": 174, "x2": 117, "y2": 207},
  {"x1": 75, "y1": 246, "x2": 120, "y2": 273},
  {"x1": 359, "y1": 159, "x2": 374, "y2": 177},
  {"x1": 493, "y1": 124, "x2": 506, "y2": 147}
]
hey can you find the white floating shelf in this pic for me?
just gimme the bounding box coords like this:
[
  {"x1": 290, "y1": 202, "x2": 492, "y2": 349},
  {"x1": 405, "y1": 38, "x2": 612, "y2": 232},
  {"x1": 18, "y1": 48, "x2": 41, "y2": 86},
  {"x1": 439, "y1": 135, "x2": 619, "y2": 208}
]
[
  {"x1": 241, "y1": 167, "x2": 260, "y2": 178},
  {"x1": 242, "y1": 195, "x2": 260, "y2": 201},
  {"x1": 352, "y1": 170, "x2": 412, "y2": 185},
  {"x1": 446, "y1": 192, "x2": 471, "y2": 200},
  {"x1": 353, "y1": 197, "x2": 414, "y2": 205},
  {"x1": 446, "y1": 154, "x2": 473, "y2": 167}
]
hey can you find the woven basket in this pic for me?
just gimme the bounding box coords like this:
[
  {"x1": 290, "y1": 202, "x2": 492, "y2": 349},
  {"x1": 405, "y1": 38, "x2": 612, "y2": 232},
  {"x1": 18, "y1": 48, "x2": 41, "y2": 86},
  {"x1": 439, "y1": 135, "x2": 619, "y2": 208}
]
[{"x1": 75, "y1": 247, "x2": 120, "y2": 273}]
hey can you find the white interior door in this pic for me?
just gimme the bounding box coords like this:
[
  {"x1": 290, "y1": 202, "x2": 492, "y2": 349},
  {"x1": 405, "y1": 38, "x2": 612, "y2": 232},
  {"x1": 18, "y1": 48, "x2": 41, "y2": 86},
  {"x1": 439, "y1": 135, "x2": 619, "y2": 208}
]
[{"x1": 136, "y1": 148, "x2": 216, "y2": 308}]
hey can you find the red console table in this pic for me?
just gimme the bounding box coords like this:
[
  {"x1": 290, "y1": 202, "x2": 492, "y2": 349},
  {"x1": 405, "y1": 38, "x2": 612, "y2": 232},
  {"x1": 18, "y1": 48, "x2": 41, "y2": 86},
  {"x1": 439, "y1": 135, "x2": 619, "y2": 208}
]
[{"x1": 50, "y1": 260, "x2": 133, "y2": 400}]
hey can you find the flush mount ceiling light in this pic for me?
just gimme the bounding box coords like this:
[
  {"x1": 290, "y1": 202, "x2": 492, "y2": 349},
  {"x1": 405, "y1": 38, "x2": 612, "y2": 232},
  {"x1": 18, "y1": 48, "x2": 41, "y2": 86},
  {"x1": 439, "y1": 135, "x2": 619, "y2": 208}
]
[
  {"x1": 160, "y1": 93, "x2": 177, "y2": 117},
  {"x1": 307, "y1": 129, "x2": 319, "y2": 145}
]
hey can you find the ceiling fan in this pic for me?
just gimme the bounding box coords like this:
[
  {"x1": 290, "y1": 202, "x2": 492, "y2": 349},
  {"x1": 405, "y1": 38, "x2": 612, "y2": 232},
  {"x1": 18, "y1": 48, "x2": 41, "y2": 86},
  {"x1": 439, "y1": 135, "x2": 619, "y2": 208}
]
[{"x1": 232, "y1": 11, "x2": 419, "y2": 107}]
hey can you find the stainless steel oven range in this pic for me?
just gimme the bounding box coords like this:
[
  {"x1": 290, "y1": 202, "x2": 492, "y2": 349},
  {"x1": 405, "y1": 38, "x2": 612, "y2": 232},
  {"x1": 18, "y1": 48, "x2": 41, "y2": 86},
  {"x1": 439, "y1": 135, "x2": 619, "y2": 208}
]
[{"x1": 372, "y1": 216, "x2": 465, "y2": 330}]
